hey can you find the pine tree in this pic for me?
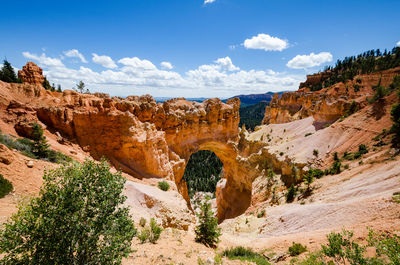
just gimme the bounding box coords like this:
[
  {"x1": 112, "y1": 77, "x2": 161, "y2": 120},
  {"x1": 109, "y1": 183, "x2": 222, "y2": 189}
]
[
  {"x1": 56, "y1": 84, "x2": 62, "y2": 92},
  {"x1": 42, "y1": 77, "x2": 52, "y2": 90},
  {"x1": 391, "y1": 92, "x2": 400, "y2": 146},
  {"x1": 195, "y1": 198, "x2": 221, "y2": 248},
  {"x1": 0, "y1": 60, "x2": 20, "y2": 83},
  {"x1": 31, "y1": 123, "x2": 49, "y2": 158},
  {"x1": 76, "y1": 80, "x2": 85, "y2": 93}
]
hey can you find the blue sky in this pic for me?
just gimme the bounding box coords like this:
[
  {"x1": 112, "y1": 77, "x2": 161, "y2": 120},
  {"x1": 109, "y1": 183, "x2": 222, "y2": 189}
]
[{"x1": 1, "y1": 0, "x2": 399, "y2": 98}]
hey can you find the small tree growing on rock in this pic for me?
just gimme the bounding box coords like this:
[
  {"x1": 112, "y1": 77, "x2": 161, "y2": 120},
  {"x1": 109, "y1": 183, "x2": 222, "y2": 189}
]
[
  {"x1": 195, "y1": 198, "x2": 221, "y2": 248},
  {"x1": 31, "y1": 123, "x2": 49, "y2": 158}
]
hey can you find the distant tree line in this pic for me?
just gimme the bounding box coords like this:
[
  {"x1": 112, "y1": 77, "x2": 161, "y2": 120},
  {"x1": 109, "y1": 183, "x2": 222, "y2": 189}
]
[
  {"x1": 239, "y1": 101, "x2": 269, "y2": 131},
  {"x1": 182, "y1": 150, "x2": 223, "y2": 198},
  {"x1": 302, "y1": 46, "x2": 400, "y2": 91}
]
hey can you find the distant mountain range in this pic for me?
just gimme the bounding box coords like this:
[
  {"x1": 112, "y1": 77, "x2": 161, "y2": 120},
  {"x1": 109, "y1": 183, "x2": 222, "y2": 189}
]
[{"x1": 155, "y1": 91, "x2": 286, "y2": 107}]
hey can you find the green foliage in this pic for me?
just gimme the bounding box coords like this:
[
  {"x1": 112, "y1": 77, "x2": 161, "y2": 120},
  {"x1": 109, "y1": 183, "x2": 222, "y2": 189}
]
[
  {"x1": 239, "y1": 102, "x2": 269, "y2": 131},
  {"x1": 0, "y1": 133, "x2": 35, "y2": 158},
  {"x1": 257, "y1": 209, "x2": 265, "y2": 218},
  {"x1": 42, "y1": 76, "x2": 53, "y2": 91},
  {"x1": 368, "y1": 229, "x2": 400, "y2": 264},
  {"x1": 391, "y1": 91, "x2": 400, "y2": 146},
  {"x1": 343, "y1": 144, "x2": 369, "y2": 160},
  {"x1": 0, "y1": 60, "x2": 21, "y2": 83},
  {"x1": 222, "y1": 246, "x2": 271, "y2": 265},
  {"x1": 183, "y1": 150, "x2": 222, "y2": 198},
  {"x1": 313, "y1": 149, "x2": 319, "y2": 157},
  {"x1": 158, "y1": 180, "x2": 170, "y2": 191},
  {"x1": 293, "y1": 252, "x2": 327, "y2": 265},
  {"x1": 305, "y1": 132, "x2": 313, "y2": 137},
  {"x1": 302, "y1": 172, "x2": 315, "y2": 192},
  {"x1": 138, "y1": 228, "x2": 150, "y2": 244},
  {"x1": 0, "y1": 159, "x2": 137, "y2": 265},
  {"x1": 57, "y1": 84, "x2": 62, "y2": 92},
  {"x1": 346, "y1": 101, "x2": 359, "y2": 117},
  {"x1": 288, "y1": 242, "x2": 307, "y2": 256},
  {"x1": 368, "y1": 78, "x2": 387, "y2": 104},
  {"x1": 149, "y1": 218, "x2": 162, "y2": 243},
  {"x1": 353, "y1": 84, "x2": 361, "y2": 92},
  {"x1": 286, "y1": 184, "x2": 297, "y2": 202},
  {"x1": 139, "y1": 217, "x2": 146, "y2": 227},
  {"x1": 389, "y1": 75, "x2": 400, "y2": 91},
  {"x1": 0, "y1": 174, "x2": 13, "y2": 199},
  {"x1": 195, "y1": 198, "x2": 221, "y2": 248},
  {"x1": 31, "y1": 122, "x2": 50, "y2": 158},
  {"x1": 300, "y1": 47, "x2": 400, "y2": 91},
  {"x1": 76, "y1": 80, "x2": 86, "y2": 93}
]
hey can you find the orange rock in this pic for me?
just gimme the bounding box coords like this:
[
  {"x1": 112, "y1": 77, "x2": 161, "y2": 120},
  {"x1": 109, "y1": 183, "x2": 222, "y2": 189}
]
[{"x1": 18, "y1": 62, "x2": 44, "y2": 85}]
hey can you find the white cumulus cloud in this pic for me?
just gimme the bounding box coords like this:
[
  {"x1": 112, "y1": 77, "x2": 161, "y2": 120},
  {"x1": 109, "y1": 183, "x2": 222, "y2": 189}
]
[
  {"x1": 92, "y1": 53, "x2": 117, "y2": 69},
  {"x1": 286, "y1": 52, "x2": 333, "y2": 69},
  {"x1": 160, "y1": 61, "x2": 173, "y2": 70},
  {"x1": 22, "y1": 52, "x2": 64, "y2": 67},
  {"x1": 22, "y1": 51, "x2": 305, "y2": 98},
  {"x1": 243, "y1": 33, "x2": 288, "y2": 51},
  {"x1": 63, "y1": 49, "x2": 87, "y2": 63},
  {"x1": 204, "y1": 0, "x2": 216, "y2": 4},
  {"x1": 397, "y1": 41, "x2": 400, "y2": 47}
]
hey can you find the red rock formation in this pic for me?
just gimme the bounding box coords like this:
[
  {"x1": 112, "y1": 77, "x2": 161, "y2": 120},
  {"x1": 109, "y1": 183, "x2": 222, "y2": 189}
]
[
  {"x1": 0, "y1": 80, "x2": 260, "y2": 221},
  {"x1": 263, "y1": 67, "x2": 400, "y2": 126},
  {"x1": 18, "y1": 62, "x2": 44, "y2": 85}
]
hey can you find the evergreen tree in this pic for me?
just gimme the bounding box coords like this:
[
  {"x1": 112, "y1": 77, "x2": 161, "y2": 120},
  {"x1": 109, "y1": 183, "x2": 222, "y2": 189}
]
[
  {"x1": 57, "y1": 84, "x2": 62, "y2": 92},
  {"x1": 76, "y1": 80, "x2": 85, "y2": 93},
  {"x1": 391, "y1": 91, "x2": 400, "y2": 146},
  {"x1": 0, "y1": 60, "x2": 21, "y2": 83},
  {"x1": 195, "y1": 198, "x2": 221, "y2": 248},
  {"x1": 31, "y1": 123, "x2": 49, "y2": 158},
  {"x1": 42, "y1": 77, "x2": 52, "y2": 90}
]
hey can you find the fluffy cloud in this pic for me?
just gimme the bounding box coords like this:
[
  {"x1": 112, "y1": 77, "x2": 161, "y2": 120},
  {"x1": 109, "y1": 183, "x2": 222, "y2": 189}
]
[
  {"x1": 160, "y1": 61, "x2": 173, "y2": 70},
  {"x1": 118, "y1": 57, "x2": 156, "y2": 70},
  {"x1": 22, "y1": 52, "x2": 64, "y2": 67},
  {"x1": 397, "y1": 41, "x2": 400, "y2": 47},
  {"x1": 286, "y1": 52, "x2": 333, "y2": 69},
  {"x1": 92, "y1": 53, "x2": 117, "y2": 69},
  {"x1": 243, "y1": 34, "x2": 288, "y2": 51},
  {"x1": 23, "y1": 51, "x2": 304, "y2": 98},
  {"x1": 204, "y1": 0, "x2": 216, "y2": 4},
  {"x1": 63, "y1": 49, "x2": 87, "y2": 63}
]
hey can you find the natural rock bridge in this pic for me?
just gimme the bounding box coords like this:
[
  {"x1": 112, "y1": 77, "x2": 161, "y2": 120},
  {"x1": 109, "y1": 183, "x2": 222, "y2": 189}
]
[{"x1": 5, "y1": 66, "x2": 263, "y2": 221}]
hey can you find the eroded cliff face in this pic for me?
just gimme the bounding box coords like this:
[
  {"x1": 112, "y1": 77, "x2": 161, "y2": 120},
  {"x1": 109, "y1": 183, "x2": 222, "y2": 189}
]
[
  {"x1": 263, "y1": 67, "x2": 400, "y2": 126},
  {"x1": 0, "y1": 63, "x2": 265, "y2": 221}
]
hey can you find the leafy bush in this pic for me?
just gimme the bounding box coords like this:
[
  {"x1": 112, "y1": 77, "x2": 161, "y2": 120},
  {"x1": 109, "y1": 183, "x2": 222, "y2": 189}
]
[
  {"x1": 288, "y1": 242, "x2": 307, "y2": 256},
  {"x1": 0, "y1": 174, "x2": 13, "y2": 199},
  {"x1": 286, "y1": 184, "x2": 297, "y2": 202},
  {"x1": 138, "y1": 228, "x2": 150, "y2": 244},
  {"x1": 222, "y1": 246, "x2": 271, "y2": 265},
  {"x1": 257, "y1": 209, "x2": 265, "y2": 218},
  {"x1": 0, "y1": 159, "x2": 137, "y2": 265},
  {"x1": 195, "y1": 198, "x2": 221, "y2": 248},
  {"x1": 313, "y1": 149, "x2": 319, "y2": 157},
  {"x1": 158, "y1": 180, "x2": 170, "y2": 191},
  {"x1": 139, "y1": 217, "x2": 146, "y2": 227},
  {"x1": 149, "y1": 218, "x2": 163, "y2": 243},
  {"x1": 368, "y1": 229, "x2": 400, "y2": 264}
]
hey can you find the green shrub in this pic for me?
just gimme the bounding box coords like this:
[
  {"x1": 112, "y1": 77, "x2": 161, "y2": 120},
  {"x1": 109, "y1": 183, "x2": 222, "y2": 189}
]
[
  {"x1": 149, "y1": 218, "x2": 162, "y2": 243},
  {"x1": 257, "y1": 210, "x2": 265, "y2": 218},
  {"x1": 139, "y1": 217, "x2": 146, "y2": 227},
  {"x1": 0, "y1": 159, "x2": 137, "y2": 265},
  {"x1": 0, "y1": 174, "x2": 13, "y2": 199},
  {"x1": 138, "y1": 228, "x2": 150, "y2": 244},
  {"x1": 313, "y1": 149, "x2": 319, "y2": 157},
  {"x1": 222, "y1": 246, "x2": 271, "y2": 265},
  {"x1": 288, "y1": 242, "x2": 307, "y2": 256},
  {"x1": 158, "y1": 180, "x2": 170, "y2": 191},
  {"x1": 391, "y1": 91, "x2": 400, "y2": 146},
  {"x1": 195, "y1": 198, "x2": 221, "y2": 248},
  {"x1": 305, "y1": 132, "x2": 312, "y2": 137},
  {"x1": 368, "y1": 229, "x2": 400, "y2": 264},
  {"x1": 286, "y1": 184, "x2": 297, "y2": 202},
  {"x1": 389, "y1": 75, "x2": 400, "y2": 91}
]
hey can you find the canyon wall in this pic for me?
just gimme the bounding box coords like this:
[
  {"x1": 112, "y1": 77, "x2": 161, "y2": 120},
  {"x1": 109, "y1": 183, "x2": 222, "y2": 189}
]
[
  {"x1": 0, "y1": 62, "x2": 264, "y2": 221},
  {"x1": 263, "y1": 67, "x2": 400, "y2": 126}
]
